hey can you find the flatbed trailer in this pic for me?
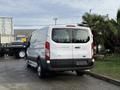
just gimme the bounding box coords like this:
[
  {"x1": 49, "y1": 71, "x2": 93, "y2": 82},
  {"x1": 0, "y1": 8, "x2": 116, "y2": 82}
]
[
  {"x1": 0, "y1": 42, "x2": 28, "y2": 58},
  {"x1": 0, "y1": 44, "x2": 5, "y2": 57}
]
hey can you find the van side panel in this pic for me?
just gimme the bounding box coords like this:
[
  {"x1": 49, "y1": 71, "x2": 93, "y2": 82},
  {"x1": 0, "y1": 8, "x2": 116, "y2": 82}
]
[
  {"x1": 27, "y1": 27, "x2": 49, "y2": 59},
  {"x1": 35, "y1": 27, "x2": 49, "y2": 59}
]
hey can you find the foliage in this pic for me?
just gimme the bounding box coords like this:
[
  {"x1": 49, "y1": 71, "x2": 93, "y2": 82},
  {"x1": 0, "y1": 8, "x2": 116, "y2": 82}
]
[
  {"x1": 116, "y1": 9, "x2": 120, "y2": 48},
  {"x1": 92, "y1": 54, "x2": 120, "y2": 80},
  {"x1": 81, "y1": 12, "x2": 120, "y2": 53},
  {"x1": 117, "y1": 9, "x2": 120, "y2": 23}
]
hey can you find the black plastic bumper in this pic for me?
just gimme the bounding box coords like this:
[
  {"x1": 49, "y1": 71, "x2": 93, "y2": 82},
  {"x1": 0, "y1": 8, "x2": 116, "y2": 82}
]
[{"x1": 42, "y1": 59, "x2": 94, "y2": 71}]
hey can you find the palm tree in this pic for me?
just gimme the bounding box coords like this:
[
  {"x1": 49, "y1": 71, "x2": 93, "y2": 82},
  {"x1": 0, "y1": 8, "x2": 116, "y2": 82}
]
[{"x1": 82, "y1": 12, "x2": 119, "y2": 53}]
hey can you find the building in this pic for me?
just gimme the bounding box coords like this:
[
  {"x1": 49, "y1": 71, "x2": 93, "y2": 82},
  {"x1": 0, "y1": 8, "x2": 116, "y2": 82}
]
[{"x1": 14, "y1": 26, "x2": 43, "y2": 42}]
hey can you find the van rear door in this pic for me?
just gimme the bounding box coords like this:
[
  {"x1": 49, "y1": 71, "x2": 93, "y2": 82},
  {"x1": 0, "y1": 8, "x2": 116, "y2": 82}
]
[
  {"x1": 50, "y1": 28, "x2": 92, "y2": 60},
  {"x1": 50, "y1": 28, "x2": 72, "y2": 59},
  {"x1": 72, "y1": 29, "x2": 92, "y2": 59}
]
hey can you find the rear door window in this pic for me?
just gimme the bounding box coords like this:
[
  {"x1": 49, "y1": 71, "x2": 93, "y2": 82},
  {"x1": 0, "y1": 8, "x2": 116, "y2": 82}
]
[
  {"x1": 52, "y1": 28, "x2": 90, "y2": 43},
  {"x1": 52, "y1": 28, "x2": 72, "y2": 43},
  {"x1": 73, "y1": 29, "x2": 90, "y2": 43}
]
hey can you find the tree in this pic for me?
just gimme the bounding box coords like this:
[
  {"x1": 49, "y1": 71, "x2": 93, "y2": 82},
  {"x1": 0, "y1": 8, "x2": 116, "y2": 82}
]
[
  {"x1": 117, "y1": 9, "x2": 120, "y2": 22},
  {"x1": 81, "y1": 12, "x2": 118, "y2": 53},
  {"x1": 117, "y1": 9, "x2": 120, "y2": 43}
]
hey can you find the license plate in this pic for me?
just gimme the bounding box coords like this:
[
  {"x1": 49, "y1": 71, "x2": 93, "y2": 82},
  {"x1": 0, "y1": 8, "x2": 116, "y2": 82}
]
[{"x1": 76, "y1": 61, "x2": 87, "y2": 65}]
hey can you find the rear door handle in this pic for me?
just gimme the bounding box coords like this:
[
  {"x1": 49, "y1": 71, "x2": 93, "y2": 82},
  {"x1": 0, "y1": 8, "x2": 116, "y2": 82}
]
[{"x1": 75, "y1": 46, "x2": 80, "y2": 49}]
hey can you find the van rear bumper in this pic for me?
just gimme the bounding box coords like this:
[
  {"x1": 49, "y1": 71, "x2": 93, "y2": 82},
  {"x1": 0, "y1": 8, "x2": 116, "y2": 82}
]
[
  {"x1": 42, "y1": 59, "x2": 94, "y2": 71},
  {"x1": 48, "y1": 65, "x2": 94, "y2": 71}
]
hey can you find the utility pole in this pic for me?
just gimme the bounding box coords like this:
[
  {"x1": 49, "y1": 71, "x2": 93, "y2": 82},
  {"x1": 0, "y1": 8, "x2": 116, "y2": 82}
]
[{"x1": 53, "y1": 18, "x2": 58, "y2": 25}]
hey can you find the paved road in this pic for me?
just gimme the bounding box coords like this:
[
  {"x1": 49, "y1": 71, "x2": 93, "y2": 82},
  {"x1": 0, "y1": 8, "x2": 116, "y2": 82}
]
[{"x1": 0, "y1": 57, "x2": 120, "y2": 90}]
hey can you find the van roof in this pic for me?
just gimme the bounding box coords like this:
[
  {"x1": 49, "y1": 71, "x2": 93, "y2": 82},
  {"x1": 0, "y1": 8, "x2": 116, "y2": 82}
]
[{"x1": 48, "y1": 25, "x2": 90, "y2": 30}]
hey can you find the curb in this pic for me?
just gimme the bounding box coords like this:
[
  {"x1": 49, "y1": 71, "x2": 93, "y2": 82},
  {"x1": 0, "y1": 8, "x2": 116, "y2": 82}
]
[{"x1": 84, "y1": 71, "x2": 120, "y2": 86}]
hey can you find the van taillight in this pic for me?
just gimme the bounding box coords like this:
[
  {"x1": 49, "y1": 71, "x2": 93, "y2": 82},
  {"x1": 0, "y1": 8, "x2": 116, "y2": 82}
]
[{"x1": 45, "y1": 42, "x2": 50, "y2": 60}]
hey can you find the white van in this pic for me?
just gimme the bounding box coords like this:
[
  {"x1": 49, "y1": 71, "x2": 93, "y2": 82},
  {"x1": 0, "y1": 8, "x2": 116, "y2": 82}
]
[{"x1": 26, "y1": 25, "x2": 94, "y2": 78}]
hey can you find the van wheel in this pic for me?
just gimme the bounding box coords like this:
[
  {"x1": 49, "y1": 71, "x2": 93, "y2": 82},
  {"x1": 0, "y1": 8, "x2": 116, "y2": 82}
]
[
  {"x1": 18, "y1": 50, "x2": 26, "y2": 58},
  {"x1": 75, "y1": 70, "x2": 84, "y2": 76},
  {"x1": 37, "y1": 65, "x2": 46, "y2": 78}
]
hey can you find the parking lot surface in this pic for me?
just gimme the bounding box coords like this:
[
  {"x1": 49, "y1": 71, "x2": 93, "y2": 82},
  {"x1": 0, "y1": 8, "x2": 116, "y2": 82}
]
[{"x1": 0, "y1": 57, "x2": 120, "y2": 90}]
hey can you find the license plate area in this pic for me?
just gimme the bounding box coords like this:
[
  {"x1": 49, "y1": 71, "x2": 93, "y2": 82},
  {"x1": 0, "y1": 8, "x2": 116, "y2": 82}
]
[{"x1": 76, "y1": 61, "x2": 88, "y2": 66}]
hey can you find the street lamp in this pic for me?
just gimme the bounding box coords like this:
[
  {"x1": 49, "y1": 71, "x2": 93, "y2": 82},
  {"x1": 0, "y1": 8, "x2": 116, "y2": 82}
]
[
  {"x1": 89, "y1": 9, "x2": 92, "y2": 14},
  {"x1": 53, "y1": 18, "x2": 58, "y2": 25}
]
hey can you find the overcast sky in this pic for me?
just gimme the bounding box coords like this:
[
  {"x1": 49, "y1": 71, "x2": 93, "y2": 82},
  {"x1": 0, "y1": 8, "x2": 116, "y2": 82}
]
[{"x1": 0, "y1": 0, "x2": 120, "y2": 26}]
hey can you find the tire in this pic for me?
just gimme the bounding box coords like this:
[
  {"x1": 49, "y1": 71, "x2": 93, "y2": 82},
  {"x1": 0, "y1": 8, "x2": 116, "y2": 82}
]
[
  {"x1": 37, "y1": 64, "x2": 46, "y2": 78},
  {"x1": 18, "y1": 50, "x2": 26, "y2": 58},
  {"x1": 75, "y1": 70, "x2": 85, "y2": 76}
]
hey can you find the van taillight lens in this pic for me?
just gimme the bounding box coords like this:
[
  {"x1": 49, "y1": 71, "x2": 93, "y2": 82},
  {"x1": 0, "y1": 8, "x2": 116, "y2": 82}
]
[{"x1": 45, "y1": 42, "x2": 50, "y2": 60}]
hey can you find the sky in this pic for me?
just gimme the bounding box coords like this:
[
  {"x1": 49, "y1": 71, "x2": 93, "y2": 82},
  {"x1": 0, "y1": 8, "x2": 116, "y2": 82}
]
[{"x1": 0, "y1": 0, "x2": 120, "y2": 26}]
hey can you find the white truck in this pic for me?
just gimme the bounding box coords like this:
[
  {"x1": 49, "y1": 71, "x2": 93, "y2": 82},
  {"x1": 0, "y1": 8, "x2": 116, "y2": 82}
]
[
  {"x1": 0, "y1": 17, "x2": 27, "y2": 58},
  {"x1": 26, "y1": 25, "x2": 95, "y2": 78}
]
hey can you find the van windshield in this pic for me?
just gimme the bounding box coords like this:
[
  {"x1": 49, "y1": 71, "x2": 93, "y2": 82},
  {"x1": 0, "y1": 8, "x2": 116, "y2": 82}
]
[{"x1": 52, "y1": 28, "x2": 90, "y2": 43}]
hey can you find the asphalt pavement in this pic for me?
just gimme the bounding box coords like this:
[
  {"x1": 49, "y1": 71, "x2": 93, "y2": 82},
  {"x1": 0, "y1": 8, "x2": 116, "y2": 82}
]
[{"x1": 0, "y1": 56, "x2": 120, "y2": 90}]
